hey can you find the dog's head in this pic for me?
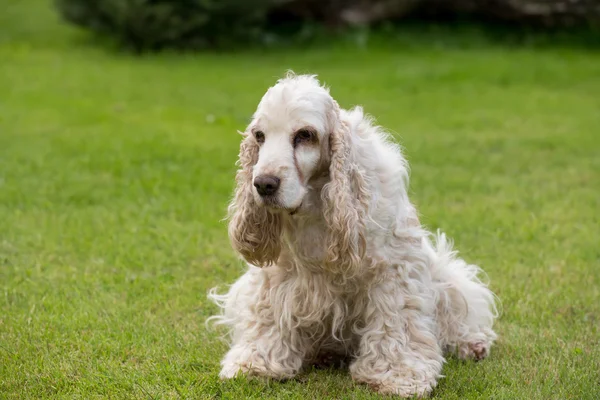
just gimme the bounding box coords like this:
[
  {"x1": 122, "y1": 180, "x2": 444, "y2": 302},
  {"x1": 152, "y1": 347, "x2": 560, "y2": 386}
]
[{"x1": 228, "y1": 73, "x2": 367, "y2": 274}]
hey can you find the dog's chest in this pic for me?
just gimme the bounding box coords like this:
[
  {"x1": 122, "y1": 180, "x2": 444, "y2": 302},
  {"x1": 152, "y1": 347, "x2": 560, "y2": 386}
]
[{"x1": 266, "y1": 267, "x2": 357, "y2": 338}]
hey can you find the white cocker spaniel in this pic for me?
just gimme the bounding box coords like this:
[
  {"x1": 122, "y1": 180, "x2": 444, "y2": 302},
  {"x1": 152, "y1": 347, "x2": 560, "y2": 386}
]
[{"x1": 209, "y1": 72, "x2": 497, "y2": 397}]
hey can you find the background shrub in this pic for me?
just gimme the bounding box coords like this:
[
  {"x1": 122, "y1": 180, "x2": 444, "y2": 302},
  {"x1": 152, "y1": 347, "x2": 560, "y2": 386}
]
[
  {"x1": 54, "y1": 0, "x2": 279, "y2": 50},
  {"x1": 55, "y1": 0, "x2": 600, "y2": 51}
]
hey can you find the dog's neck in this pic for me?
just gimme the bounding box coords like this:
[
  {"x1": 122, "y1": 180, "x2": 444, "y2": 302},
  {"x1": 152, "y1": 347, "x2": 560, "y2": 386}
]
[{"x1": 276, "y1": 173, "x2": 335, "y2": 273}]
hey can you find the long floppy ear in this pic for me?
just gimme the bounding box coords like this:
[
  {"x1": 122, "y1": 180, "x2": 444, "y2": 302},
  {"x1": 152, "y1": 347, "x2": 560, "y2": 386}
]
[
  {"x1": 321, "y1": 102, "x2": 369, "y2": 277},
  {"x1": 227, "y1": 132, "x2": 282, "y2": 267}
]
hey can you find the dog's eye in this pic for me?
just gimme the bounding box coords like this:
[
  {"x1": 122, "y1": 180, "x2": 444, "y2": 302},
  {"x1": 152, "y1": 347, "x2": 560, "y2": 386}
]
[
  {"x1": 254, "y1": 131, "x2": 265, "y2": 144},
  {"x1": 293, "y1": 129, "x2": 313, "y2": 147}
]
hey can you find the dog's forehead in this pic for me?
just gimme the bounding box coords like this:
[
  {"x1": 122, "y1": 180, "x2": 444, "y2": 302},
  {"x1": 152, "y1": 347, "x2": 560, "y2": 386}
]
[
  {"x1": 254, "y1": 108, "x2": 327, "y2": 135},
  {"x1": 254, "y1": 83, "x2": 331, "y2": 134}
]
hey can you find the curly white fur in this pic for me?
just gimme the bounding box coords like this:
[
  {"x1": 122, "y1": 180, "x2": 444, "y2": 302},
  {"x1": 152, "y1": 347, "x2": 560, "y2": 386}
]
[{"x1": 208, "y1": 72, "x2": 498, "y2": 397}]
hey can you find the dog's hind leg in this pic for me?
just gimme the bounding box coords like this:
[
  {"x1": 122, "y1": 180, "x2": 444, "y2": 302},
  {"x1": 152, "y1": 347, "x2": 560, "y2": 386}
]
[{"x1": 426, "y1": 232, "x2": 498, "y2": 361}]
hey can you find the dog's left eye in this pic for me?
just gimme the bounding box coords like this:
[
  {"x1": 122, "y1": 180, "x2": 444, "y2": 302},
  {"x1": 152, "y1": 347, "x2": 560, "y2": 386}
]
[
  {"x1": 293, "y1": 129, "x2": 314, "y2": 147},
  {"x1": 254, "y1": 131, "x2": 265, "y2": 144}
]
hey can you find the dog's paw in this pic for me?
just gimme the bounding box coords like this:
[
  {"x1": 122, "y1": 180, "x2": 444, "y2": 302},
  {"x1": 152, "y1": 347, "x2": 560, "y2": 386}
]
[
  {"x1": 459, "y1": 340, "x2": 490, "y2": 361},
  {"x1": 358, "y1": 373, "x2": 435, "y2": 398},
  {"x1": 219, "y1": 350, "x2": 300, "y2": 381},
  {"x1": 352, "y1": 363, "x2": 438, "y2": 398},
  {"x1": 220, "y1": 362, "x2": 289, "y2": 380},
  {"x1": 219, "y1": 363, "x2": 245, "y2": 380}
]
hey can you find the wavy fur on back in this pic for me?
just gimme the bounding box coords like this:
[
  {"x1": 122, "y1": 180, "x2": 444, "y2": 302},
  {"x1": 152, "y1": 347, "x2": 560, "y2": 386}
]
[{"x1": 209, "y1": 73, "x2": 498, "y2": 398}]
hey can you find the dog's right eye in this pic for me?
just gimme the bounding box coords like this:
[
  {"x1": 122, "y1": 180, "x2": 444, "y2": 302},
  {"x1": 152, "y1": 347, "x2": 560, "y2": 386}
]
[{"x1": 254, "y1": 131, "x2": 265, "y2": 144}]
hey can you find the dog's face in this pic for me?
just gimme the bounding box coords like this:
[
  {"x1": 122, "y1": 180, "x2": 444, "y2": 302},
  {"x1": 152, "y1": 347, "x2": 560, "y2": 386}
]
[
  {"x1": 248, "y1": 77, "x2": 334, "y2": 213},
  {"x1": 229, "y1": 73, "x2": 366, "y2": 271}
]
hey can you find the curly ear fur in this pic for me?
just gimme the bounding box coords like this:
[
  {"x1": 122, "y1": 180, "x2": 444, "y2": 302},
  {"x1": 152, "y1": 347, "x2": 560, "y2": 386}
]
[
  {"x1": 228, "y1": 133, "x2": 282, "y2": 267},
  {"x1": 321, "y1": 103, "x2": 369, "y2": 277}
]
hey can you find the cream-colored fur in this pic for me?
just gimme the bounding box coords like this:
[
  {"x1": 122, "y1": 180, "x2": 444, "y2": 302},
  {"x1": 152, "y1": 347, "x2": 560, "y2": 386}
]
[{"x1": 208, "y1": 72, "x2": 498, "y2": 397}]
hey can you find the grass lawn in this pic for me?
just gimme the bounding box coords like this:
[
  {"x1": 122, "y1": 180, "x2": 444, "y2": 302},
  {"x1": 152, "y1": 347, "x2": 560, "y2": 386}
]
[{"x1": 1, "y1": 1, "x2": 599, "y2": 399}]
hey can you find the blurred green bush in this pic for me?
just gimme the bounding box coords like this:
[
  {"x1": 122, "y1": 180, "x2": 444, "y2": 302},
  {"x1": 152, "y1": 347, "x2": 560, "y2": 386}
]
[
  {"x1": 55, "y1": 0, "x2": 599, "y2": 51},
  {"x1": 54, "y1": 0, "x2": 280, "y2": 50}
]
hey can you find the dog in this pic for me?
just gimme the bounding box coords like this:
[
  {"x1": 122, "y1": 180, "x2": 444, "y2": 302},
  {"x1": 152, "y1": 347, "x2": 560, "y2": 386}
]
[{"x1": 208, "y1": 72, "x2": 497, "y2": 397}]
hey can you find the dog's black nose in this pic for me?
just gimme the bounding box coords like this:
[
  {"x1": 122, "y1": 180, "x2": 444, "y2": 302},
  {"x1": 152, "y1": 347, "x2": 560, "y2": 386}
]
[{"x1": 254, "y1": 175, "x2": 280, "y2": 197}]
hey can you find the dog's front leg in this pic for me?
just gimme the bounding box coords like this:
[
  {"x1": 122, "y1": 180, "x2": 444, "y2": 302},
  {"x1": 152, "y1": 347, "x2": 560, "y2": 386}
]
[
  {"x1": 350, "y1": 277, "x2": 444, "y2": 398},
  {"x1": 219, "y1": 331, "x2": 304, "y2": 380},
  {"x1": 217, "y1": 270, "x2": 305, "y2": 381}
]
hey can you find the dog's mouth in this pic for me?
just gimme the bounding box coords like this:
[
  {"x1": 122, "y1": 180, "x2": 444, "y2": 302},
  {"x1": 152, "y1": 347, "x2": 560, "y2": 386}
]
[
  {"x1": 260, "y1": 197, "x2": 302, "y2": 216},
  {"x1": 288, "y1": 202, "x2": 302, "y2": 216}
]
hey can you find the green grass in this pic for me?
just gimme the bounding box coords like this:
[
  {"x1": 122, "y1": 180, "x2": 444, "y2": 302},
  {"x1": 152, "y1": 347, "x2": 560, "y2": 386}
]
[{"x1": 1, "y1": 1, "x2": 599, "y2": 399}]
